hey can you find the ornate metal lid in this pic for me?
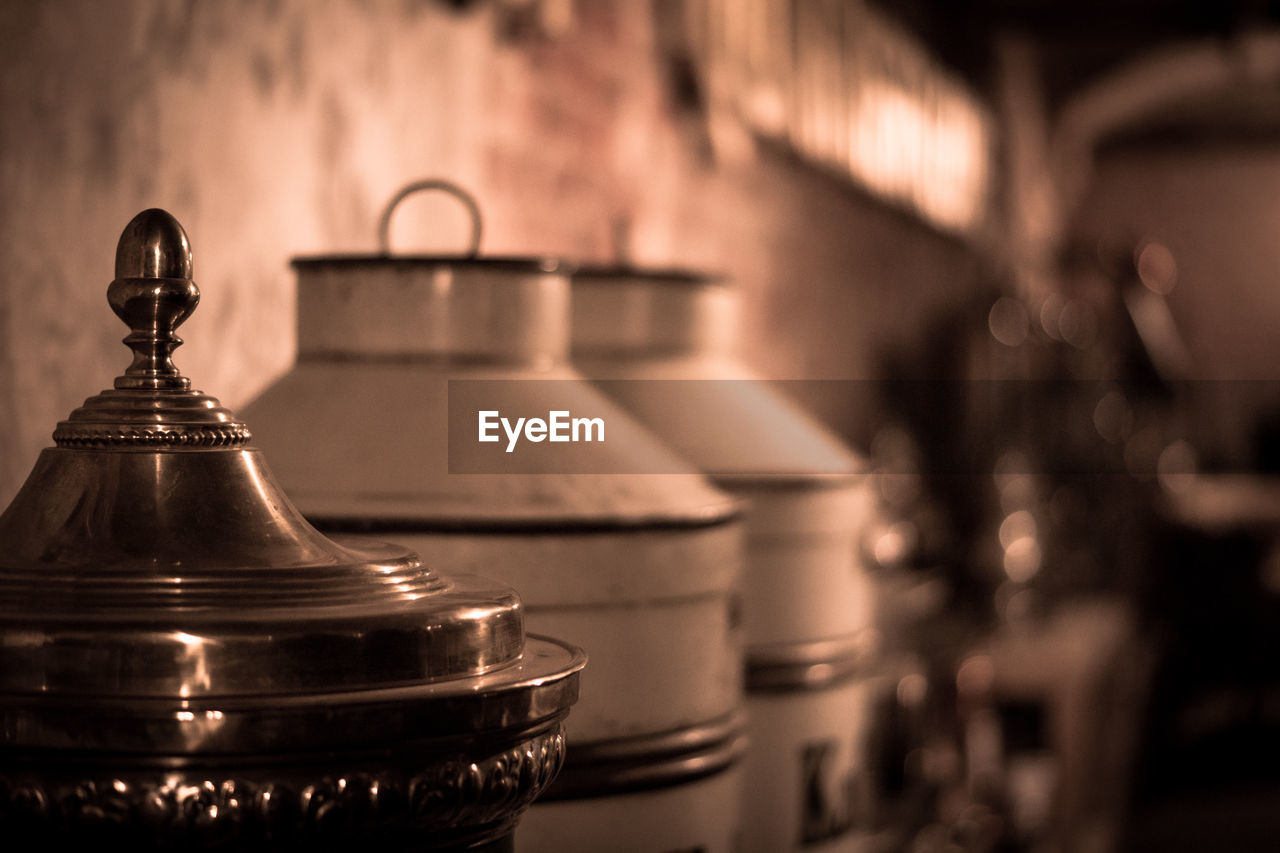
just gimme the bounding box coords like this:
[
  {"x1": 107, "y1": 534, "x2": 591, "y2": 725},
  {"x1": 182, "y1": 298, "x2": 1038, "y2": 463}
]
[{"x1": 0, "y1": 209, "x2": 583, "y2": 745}]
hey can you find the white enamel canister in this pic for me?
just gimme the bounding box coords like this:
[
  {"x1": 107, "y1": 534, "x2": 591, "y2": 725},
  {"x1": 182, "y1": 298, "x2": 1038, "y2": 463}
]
[
  {"x1": 571, "y1": 267, "x2": 879, "y2": 852},
  {"x1": 241, "y1": 184, "x2": 747, "y2": 852}
]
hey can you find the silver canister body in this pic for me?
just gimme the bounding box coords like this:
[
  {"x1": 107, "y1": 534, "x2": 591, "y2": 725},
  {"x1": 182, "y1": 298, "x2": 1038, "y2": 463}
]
[
  {"x1": 572, "y1": 267, "x2": 879, "y2": 852},
  {"x1": 243, "y1": 188, "x2": 747, "y2": 852}
]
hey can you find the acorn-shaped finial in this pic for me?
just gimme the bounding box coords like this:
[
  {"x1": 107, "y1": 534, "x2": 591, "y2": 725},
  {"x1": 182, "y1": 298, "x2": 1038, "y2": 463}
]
[
  {"x1": 108, "y1": 208, "x2": 200, "y2": 390},
  {"x1": 51, "y1": 209, "x2": 246, "y2": 448},
  {"x1": 114, "y1": 207, "x2": 194, "y2": 280}
]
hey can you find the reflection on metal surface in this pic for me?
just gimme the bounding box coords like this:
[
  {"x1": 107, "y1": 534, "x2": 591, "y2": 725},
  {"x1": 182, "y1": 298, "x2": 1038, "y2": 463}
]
[{"x1": 0, "y1": 209, "x2": 583, "y2": 849}]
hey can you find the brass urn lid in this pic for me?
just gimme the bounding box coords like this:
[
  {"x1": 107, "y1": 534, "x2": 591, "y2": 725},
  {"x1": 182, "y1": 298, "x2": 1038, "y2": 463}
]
[{"x1": 0, "y1": 212, "x2": 582, "y2": 795}]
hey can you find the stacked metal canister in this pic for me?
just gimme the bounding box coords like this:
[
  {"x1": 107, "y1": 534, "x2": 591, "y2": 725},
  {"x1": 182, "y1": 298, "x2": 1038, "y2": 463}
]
[
  {"x1": 571, "y1": 266, "x2": 879, "y2": 852},
  {"x1": 242, "y1": 183, "x2": 749, "y2": 851},
  {"x1": 0, "y1": 176, "x2": 883, "y2": 853}
]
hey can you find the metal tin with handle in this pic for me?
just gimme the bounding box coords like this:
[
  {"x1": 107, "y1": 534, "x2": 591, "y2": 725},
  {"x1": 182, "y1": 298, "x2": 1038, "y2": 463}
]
[
  {"x1": 241, "y1": 183, "x2": 748, "y2": 852},
  {"x1": 571, "y1": 265, "x2": 880, "y2": 852}
]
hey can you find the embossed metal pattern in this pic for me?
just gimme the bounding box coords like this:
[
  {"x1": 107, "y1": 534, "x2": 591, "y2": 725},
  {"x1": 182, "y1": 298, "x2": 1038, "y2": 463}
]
[
  {"x1": 52, "y1": 422, "x2": 253, "y2": 447},
  {"x1": 0, "y1": 724, "x2": 566, "y2": 849}
]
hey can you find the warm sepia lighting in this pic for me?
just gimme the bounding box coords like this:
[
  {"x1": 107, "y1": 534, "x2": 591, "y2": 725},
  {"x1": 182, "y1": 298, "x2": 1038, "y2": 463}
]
[
  {"x1": 999, "y1": 510, "x2": 1037, "y2": 550},
  {"x1": 849, "y1": 78, "x2": 991, "y2": 231},
  {"x1": 1003, "y1": 534, "x2": 1042, "y2": 583},
  {"x1": 699, "y1": 0, "x2": 992, "y2": 232},
  {"x1": 989, "y1": 296, "x2": 1030, "y2": 347}
]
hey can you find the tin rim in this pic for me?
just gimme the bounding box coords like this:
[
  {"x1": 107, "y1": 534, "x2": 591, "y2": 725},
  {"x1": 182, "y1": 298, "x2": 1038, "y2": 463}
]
[{"x1": 537, "y1": 710, "x2": 747, "y2": 800}]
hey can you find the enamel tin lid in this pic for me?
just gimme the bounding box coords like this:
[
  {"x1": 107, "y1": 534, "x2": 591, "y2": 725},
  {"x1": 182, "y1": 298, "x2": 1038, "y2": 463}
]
[
  {"x1": 570, "y1": 265, "x2": 862, "y2": 485},
  {"x1": 0, "y1": 210, "x2": 583, "y2": 754},
  {"x1": 245, "y1": 181, "x2": 738, "y2": 529}
]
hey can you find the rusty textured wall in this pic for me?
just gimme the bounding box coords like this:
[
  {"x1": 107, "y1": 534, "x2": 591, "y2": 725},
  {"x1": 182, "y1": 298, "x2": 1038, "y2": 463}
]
[{"x1": 0, "y1": 0, "x2": 976, "y2": 506}]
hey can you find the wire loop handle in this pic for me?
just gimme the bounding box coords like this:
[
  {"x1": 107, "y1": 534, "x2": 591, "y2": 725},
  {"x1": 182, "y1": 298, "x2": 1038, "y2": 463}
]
[{"x1": 377, "y1": 179, "x2": 483, "y2": 258}]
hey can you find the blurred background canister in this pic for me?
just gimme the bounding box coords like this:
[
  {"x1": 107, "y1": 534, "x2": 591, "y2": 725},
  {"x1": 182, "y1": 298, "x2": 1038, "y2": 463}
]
[
  {"x1": 239, "y1": 184, "x2": 748, "y2": 853},
  {"x1": 570, "y1": 266, "x2": 878, "y2": 851}
]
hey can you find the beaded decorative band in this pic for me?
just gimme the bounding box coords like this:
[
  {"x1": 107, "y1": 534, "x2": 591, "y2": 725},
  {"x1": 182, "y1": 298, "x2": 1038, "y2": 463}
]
[{"x1": 53, "y1": 423, "x2": 252, "y2": 448}]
